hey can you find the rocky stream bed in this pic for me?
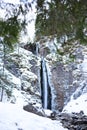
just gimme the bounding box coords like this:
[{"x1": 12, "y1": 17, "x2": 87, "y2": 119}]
[
  {"x1": 23, "y1": 103, "x2": 87, "y2": 130},
  {"x1": 51, "y1": 111, "x2": 87, "y2": 130}
]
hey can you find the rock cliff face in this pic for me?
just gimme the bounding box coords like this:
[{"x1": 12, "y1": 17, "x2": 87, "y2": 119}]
[
  {"x1": 0, "y1": 39, "x2": 87, "y2": 114},
  {"x1": 0, "y1": 44, "x2": 42, "y2": 111},
  {"x1": 36, "y1": 39, "x2": 87, "y2": 112}
]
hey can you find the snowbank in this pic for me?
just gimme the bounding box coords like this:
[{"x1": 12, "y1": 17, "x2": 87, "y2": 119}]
[
  {"x1": 63, "y1": 93, "x2": 87, "y2": 115},
  {"x1": 0, "y1": 102, "x2": 67, "y2": 130}
]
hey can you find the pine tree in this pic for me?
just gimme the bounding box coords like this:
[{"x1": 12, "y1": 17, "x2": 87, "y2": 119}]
[
  {"x1": 0, "y1": 0, "x2": 34, "y2": 101},
  {"x1": 35, "y1": 0, "x2": 87, "y2": 44}
]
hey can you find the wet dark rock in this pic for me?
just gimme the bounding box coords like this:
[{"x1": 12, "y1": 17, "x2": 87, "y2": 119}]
[
  {"x1": 49, "y1": 111, "x2": 56, "y2": 120},
  {"x1": 23, "y1": 103, "x2": 44, "y2": 116},
  {"x1": 24, "y1": 43, "x2": 37, "y2": 54},
  {"x1": 18, "y1": 128, "x2": 23, "y2": 130},
  {"x1": 56, "y1": 112, "x2": 87, "y2": 130}
]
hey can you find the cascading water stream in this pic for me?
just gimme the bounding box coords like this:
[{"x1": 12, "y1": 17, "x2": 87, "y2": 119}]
[
  {"x1": 40, "y1": 58, "x2": 51, "y2": 109},
  {"x1": 36, "y1": 43, "x2": 39, "y2": 56}
]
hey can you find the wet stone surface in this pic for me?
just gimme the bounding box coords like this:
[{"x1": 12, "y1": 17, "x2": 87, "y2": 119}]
[{"x1": 55, "y1": 111, "x2": 87, "y2": 130}]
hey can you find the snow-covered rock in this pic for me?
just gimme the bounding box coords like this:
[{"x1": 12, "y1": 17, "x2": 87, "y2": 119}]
[
  {"x1": 62, "y1": 45, "x2": 87, "y2": 115},
  {"x1": 0, "y1": 45, "x2": 42, "y2": 109}
]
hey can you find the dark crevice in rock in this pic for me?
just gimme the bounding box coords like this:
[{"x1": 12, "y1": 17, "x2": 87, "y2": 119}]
[{"x1": 24, "y1": 43, "x2": 39, "y2": 55}]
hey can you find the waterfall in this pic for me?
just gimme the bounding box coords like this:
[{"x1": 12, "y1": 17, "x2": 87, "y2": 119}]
[
  {"x1": 40, "y1": 58, "x2": 51, "y2": 109},
  {"x1": 36, "y1": 43, "x2": 40, "y2": 56}
]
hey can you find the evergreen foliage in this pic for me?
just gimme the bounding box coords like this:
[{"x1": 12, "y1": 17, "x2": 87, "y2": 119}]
[
  {"x1": 0, "y1": 17, "x2": 21, "y2": 49},
  {"x1": 0, "y1": 0, "x2": 35, "y2": 100},
  {"x1": 0, "y1": 0, "x2": 34, "y2": 49},
  {"x1": 35, "y1": 0, "x2": 87, "y2": 44}
]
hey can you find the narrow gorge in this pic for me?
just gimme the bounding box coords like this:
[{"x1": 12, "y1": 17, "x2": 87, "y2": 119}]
[{"x1": 1, "y1": 39, "x2": 87, "y2": 129}]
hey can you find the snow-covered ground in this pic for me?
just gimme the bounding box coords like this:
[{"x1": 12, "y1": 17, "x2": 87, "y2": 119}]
[
  {"x1": 63, "y1": 93, "x2": 87, "y2": 115},
  {"x1": 0, "y1": 102, "x2": 67, "y2": 130}
]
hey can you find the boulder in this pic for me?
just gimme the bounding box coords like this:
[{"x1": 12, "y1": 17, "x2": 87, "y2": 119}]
[{"x1": 23, "y1": 103, "x2": 44, "y2": 116}]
